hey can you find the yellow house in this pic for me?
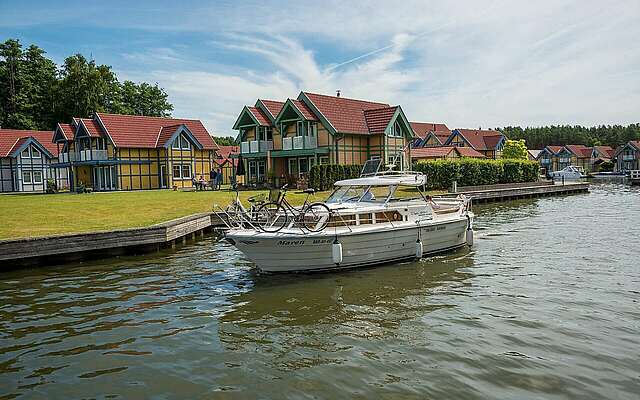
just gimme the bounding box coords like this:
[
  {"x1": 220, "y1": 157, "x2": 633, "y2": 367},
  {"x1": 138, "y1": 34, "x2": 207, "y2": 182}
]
[
  {"x1": 51, "y1": 113, "x2": 218, "y2": 191},
  {"x1": 233, "y1": 92, "x2": 414, "y2": 184}
]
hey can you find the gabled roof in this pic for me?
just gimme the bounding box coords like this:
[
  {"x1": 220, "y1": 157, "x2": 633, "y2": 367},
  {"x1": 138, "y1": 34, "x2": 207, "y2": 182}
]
[
  {"x1": 257, "y1": 99, "x2": 285, "y2": 121},
  {"x1": 528, "y1": 149, "x2": 542, "y2": 159},
  {"x1": 78, "y1": 118, "x2": 103, "y2": 138},
  {"x1": 613, "y1": 140, "x2": 640, "y2": 157},
  {"x1": 55, "y1": 123, "x2": 76, "y2": 142},
  {"x1": 564, "y1": 144, "x2": 593, "y2": 158},
  {"x1": 410, "y1": 122, "x2": 450, "y2": 139},
  {"x1": 0, "y1": 129, "x2": 58, "y2": 157},
  {"x1": 96, "y1": 113, "x2": 217, "y2": 150},
  {"x1": 301, "y1": 92, "x2": 390, "y2": 135},
  {"x1": 247, "y1": 106, "x2": 272, "y2": 126},
  {"x1": 363, "y1": 106, "x2": 399, "y2": 134},
  {"x1": 593, "y1": 146, "x2": 614, "y2": 158},
  {"x1": 450, "y1": 129, "x2": 505, "y2": 151},
  {"x1": 214, "y1": 145, "x2": 239, "y2": 167},
  {"x1": 546, "y1": 145, "x2": 564, "y2": 154},
  {"x1": 412, "y1": 146, "x2": 485, "y2": 159}
]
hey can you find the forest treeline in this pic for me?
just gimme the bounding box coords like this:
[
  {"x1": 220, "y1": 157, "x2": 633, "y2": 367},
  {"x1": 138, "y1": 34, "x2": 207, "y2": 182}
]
[
  {"x1": 0, "y1": 38, "x2": 173, "y2": 131},
  {"x1": 498, "y1": 124, "x2": 640, "y2": 149}
]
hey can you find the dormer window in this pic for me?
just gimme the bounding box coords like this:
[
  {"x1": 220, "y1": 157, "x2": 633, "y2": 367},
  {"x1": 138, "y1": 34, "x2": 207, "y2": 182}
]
[
  {"x1": 258, "y1": 126, "x2": 273, "y2": 141},
  {"x1": 172, "y1": 135, "x2": 191, "y2": 150}
]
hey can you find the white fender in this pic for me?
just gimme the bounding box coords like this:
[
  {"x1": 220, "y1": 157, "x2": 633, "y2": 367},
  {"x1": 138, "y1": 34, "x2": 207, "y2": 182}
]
[
  {"x1": 466, "y1": 228, "x2": 474, "y2": 247},
  {"x1": 415, "y1": 239, "x2": 423, "y2": 259},
  {"x1": 332, "y1": 241, "x2": 343, "y2": 264}
]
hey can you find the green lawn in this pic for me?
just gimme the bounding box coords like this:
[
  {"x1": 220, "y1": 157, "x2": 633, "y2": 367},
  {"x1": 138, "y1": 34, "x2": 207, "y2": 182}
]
[
  {"x1": 0, "y1": 186, "x2": 443, "y2": 240},
  {"x1": 0, "y1": 188, "x2": 331, "y2": 240}
]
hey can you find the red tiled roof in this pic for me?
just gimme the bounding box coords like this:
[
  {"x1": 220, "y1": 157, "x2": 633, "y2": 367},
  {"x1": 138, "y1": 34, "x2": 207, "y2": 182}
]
[
  {"x1": 156, "y1": 124, "x2": 183, "y2": 147},
  {"x1": 410, "y1": 122, "x2": 450, "y2": 139},
  {"x1": 453, "y1": 129, "x2": 504, "y2": 151},
  {"x1": 247, "y1": 106, "x2": 271, "y2": 126},
  {"x1": 628, "y1": 141, "x2": 640, "y2": 150},
  {"x1": 364, "y1": 106, "x2": 398, "y2": 134},
  {"x1": 258, "y1": 100, "x2": 285, "y2": 120},
  {"x1": 302, "y1": 92, "x2": 390, "y2": 135},
  {"x1": 0, "y1": 129, "x2": 58, "y2": 157},
  {"x1": 565, "y1": 144, "x2": 592, "y2": 158},
  {"x1": 79, "y1": 118, "x2": 103, "y2": 138},
  {"x1": 56, "y1": 123, "x2": 76, "y2": 141},
  {"x1": 593, "y1": 145, "x2": 614, "y2": 158},
  {"x1": 214, "y1": 145, "x2": 239, "y2": 167},
  {"x1": 291, "y1": 99, "x2": 319, "y2": 121},
  {"x1": 546, "y1": 145, "x2": 563, "y2": 154},
  {"x1": 412, "y1": 146, "x2": 484, "y2": 159},
  {"x1": 96, "y1": 113, "x2": 217, "y2": 150}
]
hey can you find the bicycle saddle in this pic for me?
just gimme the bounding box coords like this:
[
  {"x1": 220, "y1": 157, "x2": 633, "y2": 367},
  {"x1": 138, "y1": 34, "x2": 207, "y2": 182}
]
[{"x1": 303, "y1": 188, "x2": 315, "y2": 194}]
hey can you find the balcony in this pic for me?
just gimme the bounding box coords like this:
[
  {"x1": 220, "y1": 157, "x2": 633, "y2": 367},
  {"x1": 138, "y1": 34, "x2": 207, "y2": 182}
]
[
  {"x1": 540, "y1": 158, "x2": 550, "y2": 164},
  {"x1": 241, "y1": 140, "x2": 273, "y2": 154},
  {"x1": 623, "y1": 154, "x2": 636, "y2": 161},
  {"x1": 79, "y1": 150, "x2": 108, "y2": 161},
  {"x1": 283, "y1": 136, "x2": 317, "y2": 151},
  {"x1": 559, "y1": 157, "x2": 570, "y2": 163}
]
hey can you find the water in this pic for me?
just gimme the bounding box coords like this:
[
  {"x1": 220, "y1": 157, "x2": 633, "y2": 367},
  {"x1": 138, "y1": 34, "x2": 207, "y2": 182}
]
[{"x1": 1, "y1": 184, "x2": 639, "y2": 399}]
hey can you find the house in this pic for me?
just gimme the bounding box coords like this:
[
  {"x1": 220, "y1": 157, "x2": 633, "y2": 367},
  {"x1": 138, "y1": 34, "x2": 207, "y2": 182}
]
[
  {"x1": 0, "y1": 129, "x2": 68, "y2": 192},
  {"x1": 51, "y1": 113, "x2": 218, "y2": 191},
  {"x1": 564, "y1": 144, "x2": 593, "y2": 172},
  {"x1": 411, "y1": 146, "x2": 485, "y2": 161},
  {"x1": 233, "y1": 92, "x2": 414, "y2": 184},
  {"x1": 613, "y1": 141, "x2": 640, "y2": 172},
  {"x1": 535, "y1": 145, "x2": 564, "y2": 176},
  {"x1": 590, "y1": 145, "x2": 614, "y2": 171},
  {"x1": 213, "y1": 145, "x2": 239, "y2": 185},
  {"x1": 445, "y1": 129, "x2": 506, "y2": 159},
  {"x1": 410, "y1": 122, "x2": 450, "y2": 147}
]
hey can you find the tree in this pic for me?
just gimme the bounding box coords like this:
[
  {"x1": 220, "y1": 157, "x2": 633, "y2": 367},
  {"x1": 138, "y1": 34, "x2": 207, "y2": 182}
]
[
  {"x1": 502, "y1": 139, "x2": 529, "y2": 160},
  {"x1": 0, "y1": 38, "x2": 175, "y2": 130},
  {"x1": 214, "y1": 136, "x2": 237, "y2": 146}
]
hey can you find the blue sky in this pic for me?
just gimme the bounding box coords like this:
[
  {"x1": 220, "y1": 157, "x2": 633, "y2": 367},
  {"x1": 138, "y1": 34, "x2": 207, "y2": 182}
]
[{"x1": 1, "y1": 0, "x2": 639, "y2": 136}]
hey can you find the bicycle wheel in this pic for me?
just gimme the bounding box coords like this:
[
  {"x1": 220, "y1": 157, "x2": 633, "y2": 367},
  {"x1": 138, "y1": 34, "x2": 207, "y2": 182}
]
[
  {"x1": 255, "y1": 202, "x2": 288, "y2": 232},
  {"x1": 302, "y1": 203, "x2": 332, "y2": 232}
]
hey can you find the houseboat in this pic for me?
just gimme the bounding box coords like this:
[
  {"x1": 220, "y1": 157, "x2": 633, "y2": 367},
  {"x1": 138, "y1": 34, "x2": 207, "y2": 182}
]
[{"x1": 220, "y1": 163, "x2": 474, "y2": 273}]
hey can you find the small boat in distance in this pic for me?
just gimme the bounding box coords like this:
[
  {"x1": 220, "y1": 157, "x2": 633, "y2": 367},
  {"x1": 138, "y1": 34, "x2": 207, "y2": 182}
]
[
  {"x1": 218, "y1": 160, "x2": 474, "y2": 273},
  {"x1": 551, "y1": 165, "x2": 586, "y2": 180}
]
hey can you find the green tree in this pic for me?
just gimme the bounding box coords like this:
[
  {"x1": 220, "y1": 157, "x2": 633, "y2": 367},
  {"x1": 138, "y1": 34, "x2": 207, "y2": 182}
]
[
  {"x1": 116, "y1": 80, "x2": 172, "y2": 117},
  {"x1": 214, "y1": 136, "x2": 237, "y2": 146},
  {"x1": 502, "y1": 139, "x2": 529, "y2": 160}
]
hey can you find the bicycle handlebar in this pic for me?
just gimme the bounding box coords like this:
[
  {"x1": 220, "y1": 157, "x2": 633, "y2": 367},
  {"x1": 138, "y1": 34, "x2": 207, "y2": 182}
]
[{"x1": 281, "y1": 184, "x2": 289, "y2": 190}]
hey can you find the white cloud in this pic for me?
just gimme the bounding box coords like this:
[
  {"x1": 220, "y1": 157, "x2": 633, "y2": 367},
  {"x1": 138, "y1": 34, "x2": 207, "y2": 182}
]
[{"x1": 62, "y1": 0, "x2": 640, "y2": 135}]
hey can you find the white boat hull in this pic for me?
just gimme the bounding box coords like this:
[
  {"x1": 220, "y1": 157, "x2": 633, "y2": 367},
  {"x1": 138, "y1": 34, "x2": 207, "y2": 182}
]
[{"x1": 225, "y1": 218, "x2": 470, "y2": 273}]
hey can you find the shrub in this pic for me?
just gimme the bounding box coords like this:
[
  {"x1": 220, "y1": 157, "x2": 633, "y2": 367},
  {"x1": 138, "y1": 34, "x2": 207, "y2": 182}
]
[
  {"x1": 414, "y1": 158, "x2": 539, "y2": 189},
  {"x1": 309, "y1": 164, "x2": 362, "y2": 190}
]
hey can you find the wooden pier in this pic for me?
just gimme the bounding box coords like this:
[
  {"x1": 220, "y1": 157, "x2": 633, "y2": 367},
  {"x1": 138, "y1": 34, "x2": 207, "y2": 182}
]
[
  {"x1": 453, "y1": 181, "x2": 589, "y2": 203},
  {"x1": 1, "y1": 180, "x2": 589, "y2": 269}
]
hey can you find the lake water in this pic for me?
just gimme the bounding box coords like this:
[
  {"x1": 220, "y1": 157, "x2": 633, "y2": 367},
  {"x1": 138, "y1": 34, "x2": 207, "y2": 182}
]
[{"x1": 1, "y1": 184, "x2": 639, "y2": 399}]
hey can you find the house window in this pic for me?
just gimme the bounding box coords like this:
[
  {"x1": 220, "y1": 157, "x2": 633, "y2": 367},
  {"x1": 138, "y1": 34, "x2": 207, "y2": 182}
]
[
  {"x1": 248, "y1": 161, "x2": 257, "y2": 179},
  {"x1": 181, "y1": 164, "x2": 192, "y2": 179},
  {"x1": 172, "y1": 135, "x2": 191, "y2": 150},
  {"x1": 309, "y1": 122, "x2": 317, "y2": 137},
  {"x1": 21, "y1": 148, "x2": 30, "y2": 158},
  {"x1": 319, "y1": 156, "x2": 329, "y2": 165},
  {"x1": 23, "y1": 171, "x2": 32, "y2": 184},
  {"x1": 31, "y1": 147, "x2": 41, "y2": 159},
  {"x1": 288, "y1": 158, "x2": 298, "y2": 175},
  {"x1": 389, "y1": 121, "x2": 403, "y2": 137},
  {"x1": 257, "y1": 160, "x2": 266, "y2": 179},
  {"x1": 296, "y1": 121, "x2": 304, "y2": 137},
  {"x1": 258, "y1": 126, "x2": 273, "y2": 141},
  {"x1": 33, "y1": 170, "x2": 43, "y2": 184},
  {"x1": 299, "y1": 158, "x2": 309, "y2": 175},
  {"x1": 172, "y1": 163, "x2": 192, "y2": 179}
]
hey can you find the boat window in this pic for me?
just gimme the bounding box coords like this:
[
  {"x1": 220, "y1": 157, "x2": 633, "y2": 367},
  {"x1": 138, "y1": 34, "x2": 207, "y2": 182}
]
[{"x1": 326, "y1": 185, "x2": 393, "y2": 203}]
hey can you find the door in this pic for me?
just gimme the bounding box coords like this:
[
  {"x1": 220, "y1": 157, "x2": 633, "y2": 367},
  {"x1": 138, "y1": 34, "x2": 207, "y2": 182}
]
[{"x1": 160, "y1": 165, "x2": 168, "y2": 188}]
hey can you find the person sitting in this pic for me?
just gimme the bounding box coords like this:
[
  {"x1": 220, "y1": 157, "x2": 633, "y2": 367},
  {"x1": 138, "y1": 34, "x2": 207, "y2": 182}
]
[
  {"x1": 198, "y1": 175, "x2": 207, "y2": 190},
  {"x1": 192, "y1": 177, "x2": 199, "y2": 190}
]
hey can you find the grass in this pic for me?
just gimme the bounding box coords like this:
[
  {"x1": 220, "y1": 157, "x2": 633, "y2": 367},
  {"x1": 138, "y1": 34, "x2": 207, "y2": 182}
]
[
  {"x1": 0, "y1": 188, "x2": 331, "y2": 240},
  {"x1": 0, "y1": 186, "x2": 444, "y2": 240}
]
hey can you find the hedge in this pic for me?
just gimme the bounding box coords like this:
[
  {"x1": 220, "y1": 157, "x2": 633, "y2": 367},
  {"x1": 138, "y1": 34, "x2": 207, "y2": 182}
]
[
  {"x1": 309, "y1": 164, "x2": 362, "y2": 190},
  {"x1": 413, "y1": 158, "x2": 539, "y2": 190}
]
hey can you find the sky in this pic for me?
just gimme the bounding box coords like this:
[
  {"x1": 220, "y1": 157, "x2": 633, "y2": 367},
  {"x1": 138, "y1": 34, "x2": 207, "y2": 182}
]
[{"x1": 1, "y1": 0, "x2": 639, "y2": 137}]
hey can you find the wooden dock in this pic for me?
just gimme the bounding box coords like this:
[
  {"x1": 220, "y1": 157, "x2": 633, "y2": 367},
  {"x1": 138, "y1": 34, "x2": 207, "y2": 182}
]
[
  {"x1": 1, "y1": 181, "x2": 589, "y2": 269},
  {"x1": 453, "y1": 181, "x2": 589, "y2": 203},
  {"x1": 0, "y1": 212, "x2": 218, "y2": 269}
]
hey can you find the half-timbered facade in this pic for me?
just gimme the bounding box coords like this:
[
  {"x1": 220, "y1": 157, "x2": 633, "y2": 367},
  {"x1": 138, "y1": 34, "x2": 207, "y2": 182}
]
[
  {"x1": 411, "y1": 146, "x2": 485, "y2": 161},
  {"x1": 0, "y1": 129, "x2": 68, "y2": 192},
  {"x1": 51, "y1": 114, "x2": 218, "y2": 191},
  {"x1": 233, "y1": 92, "x2": 414, "y2": 185},
  {"x1": 445, "y1": 129, "x2": 506, "y2": 159}
]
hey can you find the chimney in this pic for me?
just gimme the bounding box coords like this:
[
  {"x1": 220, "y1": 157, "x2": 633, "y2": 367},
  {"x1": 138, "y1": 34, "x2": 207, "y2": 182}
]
[{"x1": 336, "y1": 90, "x2": 341, "y2": 98}]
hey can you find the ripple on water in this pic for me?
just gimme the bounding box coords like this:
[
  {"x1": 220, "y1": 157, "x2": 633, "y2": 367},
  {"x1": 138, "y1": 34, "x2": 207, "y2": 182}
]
[{"x1": 1, "y1": 185, "x2": 640, "y2": 399}]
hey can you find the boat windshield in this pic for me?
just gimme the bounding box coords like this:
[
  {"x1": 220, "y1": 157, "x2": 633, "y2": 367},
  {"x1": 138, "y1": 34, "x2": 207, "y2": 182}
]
[{"x1": 326, "y1": 185, "x2": 395, "y2": 204}]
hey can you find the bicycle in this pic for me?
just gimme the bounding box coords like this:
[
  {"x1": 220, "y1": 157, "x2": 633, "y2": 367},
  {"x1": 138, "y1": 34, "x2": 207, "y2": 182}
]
[
  {"x1": 223, "y1": 191, "x2": 267, "y2": 228},
  {"x1": 255, "y1": 184, "x2": 332, "y2": 233}
]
